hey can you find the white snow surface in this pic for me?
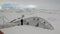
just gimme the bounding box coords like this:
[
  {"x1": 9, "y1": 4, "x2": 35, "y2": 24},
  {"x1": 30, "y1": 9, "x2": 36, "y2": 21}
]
[{"x1": 0, "y1": 11, "x2": 60, "y2": 34}]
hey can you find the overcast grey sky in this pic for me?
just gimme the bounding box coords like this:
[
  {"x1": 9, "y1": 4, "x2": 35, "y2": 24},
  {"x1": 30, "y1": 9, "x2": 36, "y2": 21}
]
[{"x1": 0, "y1": 0, "x2": 60, "y2": 10}]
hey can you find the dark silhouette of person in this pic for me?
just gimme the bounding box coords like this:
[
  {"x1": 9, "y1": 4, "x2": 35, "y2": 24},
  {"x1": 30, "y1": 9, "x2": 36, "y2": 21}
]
[{"x1": 21, "y1": 19, "x2": 23, "y2": 25}]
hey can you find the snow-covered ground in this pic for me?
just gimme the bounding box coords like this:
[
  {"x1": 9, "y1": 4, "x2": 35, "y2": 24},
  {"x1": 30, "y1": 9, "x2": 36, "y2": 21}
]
[{"x1": 0, "y1": 11, "x2": 60, "y2": 34}]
